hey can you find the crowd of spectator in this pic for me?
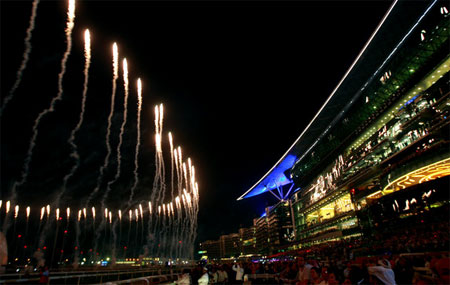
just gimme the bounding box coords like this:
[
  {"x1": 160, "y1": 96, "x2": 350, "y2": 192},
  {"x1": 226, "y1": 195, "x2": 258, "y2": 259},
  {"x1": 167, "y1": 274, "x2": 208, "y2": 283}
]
[{"x1": 175, "y1": 221, "x2": 449, "y2": 284}]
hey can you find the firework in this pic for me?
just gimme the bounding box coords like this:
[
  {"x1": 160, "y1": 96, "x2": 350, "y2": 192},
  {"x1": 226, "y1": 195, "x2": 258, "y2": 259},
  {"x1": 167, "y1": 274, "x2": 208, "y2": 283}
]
[
  {"x1": 14, "y1": 205, "x2": 19, "y2": 219},
  {"x1": 127, "y1": 78, "x2": 143, "y2": 206},
  {"x1": 40, "y1": 207, "x2": 45, "y2": 220},
  {"x1": 102, "y1": 57, "x2": 129, "y2": 211},
  {"x1": 87, "y1": 42, "x2": 119, "y2": 206}
]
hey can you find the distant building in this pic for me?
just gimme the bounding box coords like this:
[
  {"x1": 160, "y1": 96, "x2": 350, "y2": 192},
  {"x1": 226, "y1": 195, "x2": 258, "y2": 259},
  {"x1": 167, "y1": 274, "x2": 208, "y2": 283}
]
[
  {"x1": 239, "y1": 226, "x2": 257, "y2": 255},
  {"x1": 199, "y1": 240, "x2": 221, "y2": 260},
  {"x1": 219, "y1": 233, "x2": 240, "y2": 258}
]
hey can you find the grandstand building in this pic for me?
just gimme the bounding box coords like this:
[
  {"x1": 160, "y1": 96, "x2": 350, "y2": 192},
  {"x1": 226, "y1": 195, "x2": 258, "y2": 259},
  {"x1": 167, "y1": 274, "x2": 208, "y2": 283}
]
[{"x1": 238, "y1": 0, "x2": 449, "y2": 255}]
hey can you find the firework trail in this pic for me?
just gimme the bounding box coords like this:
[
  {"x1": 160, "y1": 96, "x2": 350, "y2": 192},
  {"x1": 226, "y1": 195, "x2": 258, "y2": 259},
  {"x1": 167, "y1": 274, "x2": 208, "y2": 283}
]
[
  {"x1": 134, "y1": 209, "x2": 139, "y2": 257},
  {"x1": 13, "y1": 205, "x2": 19, "y2": 237},
  {"x1": 59, "y1": 208, "x2": 70, "y2": 263},
  {"x1": 96, "y1": 58, "x2": 128, "y2": 258},
  {"x1": 37, "y1": 204, "x2": 52, "y2": 249},
  {"x1": 50, "y1": 209, "x2": 60, "y2": 267},
  {"x1": 33, "y1": 207, "x2": 45, "y2": 251},
  {"x1": 72, "y1": 209, "x2": 81, "y2": 267},
  {"x1": 87, "y1": 43, "x2": 119, "y2": 206},
  {"x1": 159, "y1": 105, "x2": 167, "y2": 204},
  {"x1": 91, "y1": 206, "x2": 96, "y2": 230},
  {"x1": 150, "y1": 105, "x2": 164, "y2": 204},
  {"x1": 127, "y1": 78, "x2": 143, "y2": 207},
  {"x1": 57, "y1": 29, "x2": 91, "y2": 206},
  {"x1": 148, "y1": 105, "x2": 163, "y2": 252},
  {"x1": 174, "y1": 149, "x2": 183, "y2": 258},
  {"x1": 111, "y1": 210, "x2": 121, "y2": 265},
  {"x1": 5, "y1": 0, "x2": 76, "y2": 234},
  {"x1": 169, "y1": 132, "x2": 175, "y2": 201},
  {"x1": 25, "y1": 206, "x2": 30, "y2": 237},
  {"x1": 102, "y1": 58, "x2": 129, "y2": 208},
  {"x1": 125, "y1": 210, "x2": 132, "y2": 258},
  {"x1": 139, "y1": 203, "x2": 144, "y2": 245},
  {"x1": 0, "y1": 0, "x2": 40, "y2": 116}
]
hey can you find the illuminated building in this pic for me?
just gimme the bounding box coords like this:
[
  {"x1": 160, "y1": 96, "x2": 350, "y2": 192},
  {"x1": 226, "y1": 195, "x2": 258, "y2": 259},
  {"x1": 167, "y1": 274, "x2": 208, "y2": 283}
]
[
  {"x1": 238, "y1": 0, "x2": 449, "y2": 254},
  {"x1": 239, "y1": 226, "x2": 257, "y2": 255},
  {"x1": 199, "y1": 240, "x2": 221, "y2": 259},
  {"x1": 219, "y1": 233, "x2": 240, "y2": 258}
]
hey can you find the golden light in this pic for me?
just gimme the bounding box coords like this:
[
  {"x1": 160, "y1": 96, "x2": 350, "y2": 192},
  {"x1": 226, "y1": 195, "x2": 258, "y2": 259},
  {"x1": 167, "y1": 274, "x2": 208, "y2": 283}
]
[
  {"x1": 139, "y1": 204, "x2": 143, "y2": 219},
  {"x1": 112, "y1": 43, "x2": 118, "y2": 78},
  {"x1": 26, "y1": 206, "x2": 30, "y2": 219},
  {"x1": 383, "y1": 158, "x2": 450, "y2": 193},
  {"x1": 84, "y1": 29, "x2": 91, "y2": 59},
  {"x1": 67, "y1": 0, "x2": 75, "y2": 27},
  {"x1": 40, "y1": 207, "x2": 45, "y2": 220},
  {"x1": 159, "y1": 103, "x2": 163, "y2": 132},
  {"x1": 137, "y1": 78, "x2": 142, "y2": 106},
  {"x1": 14, "y1": 205, "x2": 19, "y2": 219},
  {"x1": 168, "y1": 132, "x2": 174, "y2": 153}
]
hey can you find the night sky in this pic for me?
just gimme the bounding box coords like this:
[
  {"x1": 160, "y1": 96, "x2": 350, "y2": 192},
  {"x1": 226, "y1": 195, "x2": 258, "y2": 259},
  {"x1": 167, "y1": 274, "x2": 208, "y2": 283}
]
[{"x1": 1, "y1": 0, "x2": 392, "y2": 244}]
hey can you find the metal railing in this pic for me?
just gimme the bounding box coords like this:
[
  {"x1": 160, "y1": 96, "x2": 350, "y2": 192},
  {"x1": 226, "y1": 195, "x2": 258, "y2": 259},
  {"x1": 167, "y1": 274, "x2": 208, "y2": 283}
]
[{"x1": 0, "y1": 268, "x2": 182, "y2": 284}]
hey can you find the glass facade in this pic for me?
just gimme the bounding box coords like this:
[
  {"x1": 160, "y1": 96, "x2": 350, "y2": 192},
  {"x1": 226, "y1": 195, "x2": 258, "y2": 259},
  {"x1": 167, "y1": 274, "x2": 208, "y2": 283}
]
[{"x1": 289, "y1": 3, "x2": 449, "y2": 247}]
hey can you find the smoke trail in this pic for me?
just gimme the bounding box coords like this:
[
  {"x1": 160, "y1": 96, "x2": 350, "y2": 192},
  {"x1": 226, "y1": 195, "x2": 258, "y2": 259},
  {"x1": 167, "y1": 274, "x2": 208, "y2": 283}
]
[
  {"x1": 56, "y1": 29, "x2": 91, "y2": 206},
  {"x1": 4, "y1": 0, "x2": 76, "y2": 234},
  {"x1": 127, "y1": 78, "x2": 143, "y2": 207},
  {"x1": 0, "y1": 0, "x2": 40, "y2": 116},
  {"x1": 86, "y1": 43, "x2": 119, "y2": 206}
]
